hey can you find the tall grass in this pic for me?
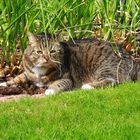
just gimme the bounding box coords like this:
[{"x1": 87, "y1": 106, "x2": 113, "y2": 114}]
[{"x1": 0, "y1": 0, "x2": 140, "y2": 60}]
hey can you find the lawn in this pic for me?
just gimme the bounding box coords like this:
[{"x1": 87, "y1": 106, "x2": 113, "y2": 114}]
[
  {"x1": 0, "y1": 1, "x2": 140, "y2": 139},
  {"x1": 0, "y1": 82, "x2": 140, "y2": 140}
]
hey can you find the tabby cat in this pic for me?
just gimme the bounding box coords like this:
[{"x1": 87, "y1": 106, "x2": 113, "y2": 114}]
[{"x1": 0, "y1": 32, "x2": 140, "y2": 96}]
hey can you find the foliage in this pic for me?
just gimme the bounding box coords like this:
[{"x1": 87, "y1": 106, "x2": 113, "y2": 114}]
[
  {"x1": 0, "y1": 82, "x2": 140, "y2": 139},
  {"x1": 0, "y1": 0, "x2": 140, "y2": 53}
]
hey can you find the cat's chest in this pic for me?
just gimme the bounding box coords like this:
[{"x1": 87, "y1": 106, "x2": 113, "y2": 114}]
[
  {"x1": 28, "y1": 67, "x2": 48, "y2": 87},
  {"x1": 32, "y1": 66, "x2": 47, "y2": 76}
]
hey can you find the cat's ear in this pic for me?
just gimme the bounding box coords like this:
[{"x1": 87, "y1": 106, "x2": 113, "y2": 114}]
[
  {"x1": 55, "y1": 31, "x2": 69, "y2": 42},
  {"x1": 27, "y1": 32, "x2": 37, "y2": 44}
]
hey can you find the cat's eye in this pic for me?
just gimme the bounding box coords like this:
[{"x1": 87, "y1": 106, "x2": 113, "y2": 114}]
[
  {"x1": 37, "y1": 51, "x2": 43, "y2": 54},
  {"x1": 50, "y1": 50, "x2": 56, "y2": 54}
]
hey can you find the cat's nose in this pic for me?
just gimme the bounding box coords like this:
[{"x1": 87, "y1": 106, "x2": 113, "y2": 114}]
[
  {"x1": 45, "y1": 56, "x2": 49, "y2": 62},
  {"x1": 43, "y1": 55, "x2": 49, "y2": 62}
]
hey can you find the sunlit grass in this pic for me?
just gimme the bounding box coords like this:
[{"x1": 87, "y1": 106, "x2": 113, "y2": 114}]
[{"x1": 0, "y1": 82, "x2": 140, "y2": 139}]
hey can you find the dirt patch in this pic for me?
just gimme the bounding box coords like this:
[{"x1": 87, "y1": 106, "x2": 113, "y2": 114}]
[
  {"x1": 0, "y1": 94, "x2": 46, "y2": 102},
  {"x1": 0, "y1": 85, "x2": 46, "y2": 101}
]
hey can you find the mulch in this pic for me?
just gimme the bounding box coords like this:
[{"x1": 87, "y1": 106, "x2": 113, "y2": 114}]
[{"x1": 0, "y1": 85, "x2": 46, "y2": 101}]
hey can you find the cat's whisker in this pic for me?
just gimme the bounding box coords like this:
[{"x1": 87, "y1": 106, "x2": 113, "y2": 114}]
[
  {"x1": 58, "y1": 64, "x2": 62, "y2": 77},
  {"x1": 127, "y1": 60, "x2": 134, "y2": 80},
  {"x1": 50, "y1": 58, "x2": 62, "y2": 64},
  {"x1": 116, "y1": 59, "x2": 122, "y2": 83}
]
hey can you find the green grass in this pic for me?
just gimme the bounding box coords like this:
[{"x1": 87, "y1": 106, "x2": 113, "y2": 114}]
[{"x1": 0, "y1": 82, "x2": 140, "y2": 140}]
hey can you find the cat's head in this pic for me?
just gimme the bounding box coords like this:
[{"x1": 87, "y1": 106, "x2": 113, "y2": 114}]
[{"x1": 23, "y1": 32, "x2": 65, "y2": 76}]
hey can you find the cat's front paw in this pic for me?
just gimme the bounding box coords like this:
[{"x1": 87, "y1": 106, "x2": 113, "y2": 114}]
[
  {"x1": 0, "y1": 82, "x2": 7, "y2": 87},
  {"x1": 81, "y1": 84, "x2": 94, "y2": 90},
  {"x1": 45, "y1": 89, "x2": 56, "y2": 96}
]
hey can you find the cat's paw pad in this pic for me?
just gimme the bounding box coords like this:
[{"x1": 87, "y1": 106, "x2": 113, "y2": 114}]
[
  {"x1": 81, "y1": 84, "x2": 94, "y2": 90},
  {"x1": 45, "y1": 89, "x2": 56, "y2": 96},
  {"x1": 0, "y1": 82, "x2": 7, "y2": 87}
]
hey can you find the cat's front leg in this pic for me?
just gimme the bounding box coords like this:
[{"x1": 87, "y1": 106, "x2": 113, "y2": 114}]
[
  {"x1": 45, "y1": 79, "x2": 73, "y2": 96},
  {"x1": 0, "y1": 72, "x2": 28, "y2": 87}
]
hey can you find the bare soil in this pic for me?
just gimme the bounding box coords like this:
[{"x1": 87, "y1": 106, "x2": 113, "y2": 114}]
[{"x1": 0, "y1": 85, "x2": 46, "y2": 101}]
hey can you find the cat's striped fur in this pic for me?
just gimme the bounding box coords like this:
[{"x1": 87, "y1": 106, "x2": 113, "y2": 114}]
[{"x1": 1, "y1": 32, "x2": 140, "y2": 95}]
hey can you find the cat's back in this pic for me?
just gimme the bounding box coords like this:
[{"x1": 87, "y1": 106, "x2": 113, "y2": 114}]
[
  {"x1": 67, "y1": 37, "x2": 132, "y2": 61},
  {"x1": 67, "y1": 38, "x2": 114, "y2": 54},
  {"x1": 67, "y1": 38, "x2": 119, "y2": 65}
]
